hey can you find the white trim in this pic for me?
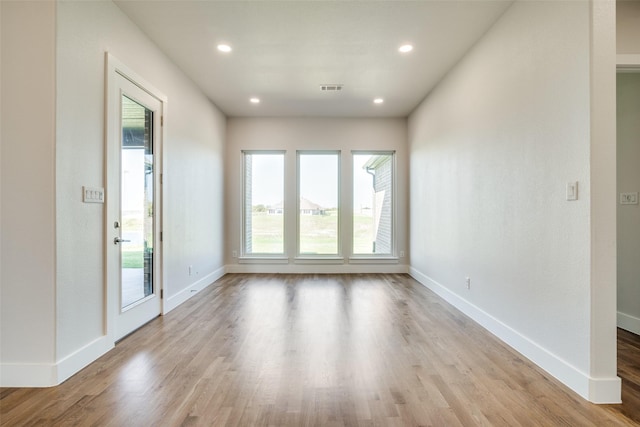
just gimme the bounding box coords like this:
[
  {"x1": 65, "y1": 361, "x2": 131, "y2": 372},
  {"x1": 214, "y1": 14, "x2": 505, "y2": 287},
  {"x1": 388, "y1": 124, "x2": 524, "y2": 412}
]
[
  {"x1": 1, "y1": 262, "x2": 225, "y2": 387},
  {"x1": 163, "y1": 267, "x2": 225, "y2": 314},
  {"x1": 617, "y1": 54, "x2": 640, "y2": 68},
  {"x1": 294, "y1": 257, "x2": 344, "y2": 265},
  {"x1": 106, "y1": 53, "x2": 168, "y2": 104},
  {"x1": 0, "y1": 363, "x2": 57, "y2": 388},
  {"x1": 409, "y1": 267, "x2": 621, "y2": 404},
  {"x1": 617, "y1": 311, "x2": 640, "y2": 336},
  {"x1": 56, "y1": 336, "x2": 113, "y2": 384},
  {"x1": 351, "y1": 150, "x2": 397, "y2": 154},
  {"x1": 589, "y1": 0, "x2": 620, "y2": 406},
  {"x1": 589, "y1": 377, "x2": 623, "y2": 404},
  {"x1": 239, "y1": 257, "x2": 289, "y2": 264},
  {"x1": 1, "y1": 337, "x2": 112, "y2": 387},
  {"x1": 349, "y1": 257, "x2": 398, "y2": 264},
  {"x1": 226, "y1": 263, "x2": 408, "y2": 274},
  {"x1": 241, "y1": 150, "x2": 286, "y2": 155}
]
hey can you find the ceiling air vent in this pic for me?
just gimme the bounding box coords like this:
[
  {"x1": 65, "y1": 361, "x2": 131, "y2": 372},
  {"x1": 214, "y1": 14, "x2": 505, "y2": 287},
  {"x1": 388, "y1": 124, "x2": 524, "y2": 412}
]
[{"x1": 320, "y1": 84, "x2": 343, "y2": 91}]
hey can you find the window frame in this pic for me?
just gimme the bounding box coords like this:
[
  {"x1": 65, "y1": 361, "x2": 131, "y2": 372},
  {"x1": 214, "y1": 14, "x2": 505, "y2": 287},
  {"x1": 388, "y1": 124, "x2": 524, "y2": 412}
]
[
  {"x1": 240, "y1": 150, "x2": 287, "y2": 260},
  {"x1": 350, "y1": 150, "x2": 397, "y2": 260},
  {"x1": 295, "y1": 150, "x2": 343, "y2": 261}
]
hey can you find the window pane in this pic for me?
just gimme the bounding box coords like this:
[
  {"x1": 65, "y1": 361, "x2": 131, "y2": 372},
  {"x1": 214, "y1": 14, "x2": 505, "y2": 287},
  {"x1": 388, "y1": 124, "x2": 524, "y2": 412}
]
[
  {"x1": 121, "y1": 95, "x2": 154, "y2": 308},
  {"x1": 353, "y1": 153, "x2": 393, "y2": 255},
  {"x1": 244, "y1": 153, "x2": 284, "y2": 254},
  {"x1": 299, "y1": 153, "x2": 339, "y2": 255}
]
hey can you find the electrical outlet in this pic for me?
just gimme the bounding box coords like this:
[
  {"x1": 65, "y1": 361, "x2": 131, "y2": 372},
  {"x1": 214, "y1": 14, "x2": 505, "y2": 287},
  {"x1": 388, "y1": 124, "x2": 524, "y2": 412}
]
[
  {"x1": 399, "y1": 250, "x2": 405, "y2": 258},
  {"x1": 232, "y1": 250, "x2": 238, "y2": 258},
  {"x1": 620, "y1": 192, "x2": 639, "y2": 205},
  {"x1": 465, "y1": 277, "x2": 471, "y2": 289}
]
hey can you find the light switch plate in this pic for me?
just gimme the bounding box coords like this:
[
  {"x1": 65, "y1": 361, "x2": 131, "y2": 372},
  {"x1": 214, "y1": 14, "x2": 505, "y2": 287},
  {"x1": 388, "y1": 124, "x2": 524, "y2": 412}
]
[
  {"x1": 566, "y1": 182, "x2": 578, "y2": 201},
  {"x1": 83, "y1": 186, "x2": 105, "y2": 203},
  {"x1": 620, "y1": 192, "x2": 639, "y2": 205}
]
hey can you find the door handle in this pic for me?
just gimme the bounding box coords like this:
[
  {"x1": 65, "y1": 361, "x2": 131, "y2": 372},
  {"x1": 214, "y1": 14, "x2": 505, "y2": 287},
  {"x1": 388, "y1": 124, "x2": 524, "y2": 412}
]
[{"x1": 114, "y1": 237, "x2": 131, "y2": 244}]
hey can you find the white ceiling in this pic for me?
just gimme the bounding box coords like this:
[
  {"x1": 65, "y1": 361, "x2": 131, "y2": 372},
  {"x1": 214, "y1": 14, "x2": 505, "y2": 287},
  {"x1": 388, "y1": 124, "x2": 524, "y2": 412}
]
[{"x1": 114, "y1": 1, "x2": 513, "y2": 118}]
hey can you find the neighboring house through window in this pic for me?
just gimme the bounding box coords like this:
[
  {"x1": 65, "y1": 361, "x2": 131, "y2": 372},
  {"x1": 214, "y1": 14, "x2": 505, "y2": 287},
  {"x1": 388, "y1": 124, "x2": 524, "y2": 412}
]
[
  {"x1": 242, "y1": 150, "x2": 395, "y2": 260},
  {"x1": 297, "y1": 151, "x2": 340, "y2": 256},
  {"x1": 242, "y1": 151, "x2": 285, "y2": 255},
  {"x1": 353, "y1": 152, "x2": 394, "y2": 255}
]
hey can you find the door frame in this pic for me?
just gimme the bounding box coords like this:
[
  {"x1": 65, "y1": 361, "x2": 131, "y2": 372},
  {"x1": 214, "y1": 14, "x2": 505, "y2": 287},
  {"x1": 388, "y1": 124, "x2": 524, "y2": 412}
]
[{"x1": 105, "y1": 52, "x2": 167, "y2": 342}]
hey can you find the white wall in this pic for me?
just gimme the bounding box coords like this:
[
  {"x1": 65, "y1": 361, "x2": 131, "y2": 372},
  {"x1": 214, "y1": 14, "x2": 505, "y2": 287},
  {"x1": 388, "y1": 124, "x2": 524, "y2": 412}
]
[
  {"x1": 617, "y1": 0, "x2": 640, "y2": 54},
  {"x1": 225, "y1": 117, "x2": 408, "y2": 273},
  {"x1": 617, "y1": 73, "x2": 640, "y2": 334},
  {"x1": 0, "y1": 0, "x2": 58, "y2": 386},
  {"x1": 1, "y1": 0, "x2": 226, "y2": 387},
  {"x1": 55, "y1": 0, "x2": 226, "y2": 370},
  {"x1": 408, "y1": 0, "x2": 618, "y2": 403}
]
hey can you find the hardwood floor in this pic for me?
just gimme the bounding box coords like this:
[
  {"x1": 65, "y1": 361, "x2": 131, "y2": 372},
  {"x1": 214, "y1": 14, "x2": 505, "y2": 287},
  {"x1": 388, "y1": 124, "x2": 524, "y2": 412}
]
[
  {"x1": 614, "y1": 328, "x2": 640, "y2": 424},
  {"x1": 1, "y1": 274, "x2": 639, "y2": 426}
]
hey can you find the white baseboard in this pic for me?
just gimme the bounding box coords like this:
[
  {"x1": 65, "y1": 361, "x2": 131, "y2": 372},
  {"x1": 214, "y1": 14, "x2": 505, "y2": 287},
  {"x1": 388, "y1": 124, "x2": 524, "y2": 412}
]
[
  {"x1": 617, "y1": 53, "x2": 640, "y2": 67},
  {"x1": 0, "y1": 362, "x2": 58, "y2": 387},
  {"x1": 164, "y1": 266, "x2": 226, "y2": 314},
  {"x1": 225, "y1": 263, "x2": 409, "y2": 274},
  {"x1": 618, "y1": 311, "x2": 640, "y2": 336},
  {"x1": 409, "y1": 267, "x2": 621, "y2": 404},
  {"x1": 56, "y1": 335, "x2": 113, "y2": 384},
  {"x1": 1, "y1": 336, "x2": 114, "y2": 387},
  {"x1": 1, "y1": 267, "x2": 229, "y2": 388}
]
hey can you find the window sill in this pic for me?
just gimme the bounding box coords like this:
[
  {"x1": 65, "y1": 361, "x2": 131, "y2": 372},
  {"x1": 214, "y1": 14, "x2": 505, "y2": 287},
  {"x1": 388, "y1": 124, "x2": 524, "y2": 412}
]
[
  {"x1": 294, "y1": 257, "x2": 345, "y2": 265},
  {"x1": 348, "y1": 257, "x2": 399, "y2": 264},
  {"x1": 238, "y1": 257, "x2": 289, "y2": 264}
]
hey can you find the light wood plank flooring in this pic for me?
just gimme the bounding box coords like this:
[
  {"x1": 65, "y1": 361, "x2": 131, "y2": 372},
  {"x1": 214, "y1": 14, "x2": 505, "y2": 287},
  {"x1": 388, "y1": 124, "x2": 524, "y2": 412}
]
[{"x1": 1, "y1": 274, "x2": 639, "y2": 426}]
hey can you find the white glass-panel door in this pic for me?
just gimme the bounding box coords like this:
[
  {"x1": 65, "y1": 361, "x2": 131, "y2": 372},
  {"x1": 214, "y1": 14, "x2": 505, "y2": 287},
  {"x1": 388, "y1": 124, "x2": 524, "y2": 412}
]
[{"x1": 108, "y1": 69, "x2": 163, "y2": 341}]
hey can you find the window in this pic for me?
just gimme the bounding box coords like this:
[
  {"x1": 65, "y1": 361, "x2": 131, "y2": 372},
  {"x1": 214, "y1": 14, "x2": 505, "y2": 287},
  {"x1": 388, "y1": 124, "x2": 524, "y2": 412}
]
[
  {"x1": 353, "y1": 152, "x2": 394, "y2": 255},
  {"x1": 298, "y1": 152, "x2": 340, "y2": 255},
  {"x1": 242, "y1": 152, "x2": 285, "y2": 255}
]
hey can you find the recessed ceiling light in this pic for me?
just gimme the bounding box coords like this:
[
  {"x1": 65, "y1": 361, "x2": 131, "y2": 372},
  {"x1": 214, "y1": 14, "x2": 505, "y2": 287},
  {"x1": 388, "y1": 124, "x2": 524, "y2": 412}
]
[
  {"x1": 373, "y1": 98, "x2": 384, "y2": 104},
  {"x1": 250, "y1": 97, "x2": 260, "y2": 104},
  {"x1": 217, "y1": 44, "x2": 232, "y2": 53},
  {"x1": 398, "y1": 44, "x2": 413, "y2": 53}
]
